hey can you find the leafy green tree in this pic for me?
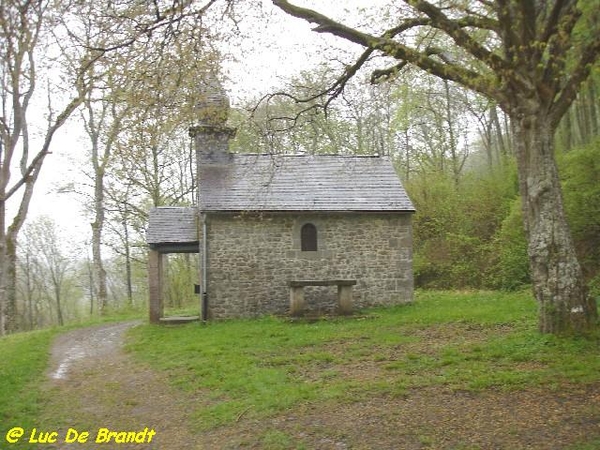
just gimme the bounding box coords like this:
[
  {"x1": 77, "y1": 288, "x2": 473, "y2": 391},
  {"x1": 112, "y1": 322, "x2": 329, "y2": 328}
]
[
  {"x1": 393, "y1": 73, "x2": 478, "y2": 184},
  {"x1": 273, "y1": 0, "x2": 600, "y2": 334},
  {"x1": 409, "y1": 167, "x2": 518, "y2": 289}
]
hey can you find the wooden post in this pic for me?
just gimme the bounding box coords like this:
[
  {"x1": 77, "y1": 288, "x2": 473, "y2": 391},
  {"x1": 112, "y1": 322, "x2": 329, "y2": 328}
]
[
  {"x1": 148, "y1": 250, "x2": 164, "y2": 324},
  {"x1": 290, "y1": 286, "x2": 305, "y2": 316},
  {"x1": 338, "y1": 284, "x2": 353, "y2": 315}
]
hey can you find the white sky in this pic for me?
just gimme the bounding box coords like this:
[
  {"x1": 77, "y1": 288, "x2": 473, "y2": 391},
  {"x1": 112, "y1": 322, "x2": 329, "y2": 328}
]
[{"x1": 23, "y1": 0, "x2": 384, "y2": 247}]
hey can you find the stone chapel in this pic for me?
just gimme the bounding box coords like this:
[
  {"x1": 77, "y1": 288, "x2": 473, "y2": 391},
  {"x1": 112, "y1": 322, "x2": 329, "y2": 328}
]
[{"x1": 145, "y1": 73, "x2": 415, "y2": 322}]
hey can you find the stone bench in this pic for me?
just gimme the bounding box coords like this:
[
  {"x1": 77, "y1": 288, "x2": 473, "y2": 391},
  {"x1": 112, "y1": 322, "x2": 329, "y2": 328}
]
[{"x1": 288, "y1": 280, "x2": 357, "y2": 316}]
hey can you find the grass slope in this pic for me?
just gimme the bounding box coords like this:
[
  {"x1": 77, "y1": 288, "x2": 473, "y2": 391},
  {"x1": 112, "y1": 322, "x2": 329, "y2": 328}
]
[
  {"x1": 126, "y1": 290, "x2": 600, "y2": 432},
  {"x1": 0, "y1": 328, "x2": 59, "y2": 436}
]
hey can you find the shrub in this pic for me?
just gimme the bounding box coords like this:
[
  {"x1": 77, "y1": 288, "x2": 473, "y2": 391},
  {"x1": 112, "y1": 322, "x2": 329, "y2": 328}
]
[{"x1": 486, "y1": 198, "x2": 530, "y2": 291}]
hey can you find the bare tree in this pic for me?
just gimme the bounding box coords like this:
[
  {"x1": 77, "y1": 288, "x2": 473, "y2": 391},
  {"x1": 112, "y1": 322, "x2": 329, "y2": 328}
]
[
  {"x1": 81, "y1": 87, "x2": 128, "y2": 316},
  {"x1": 19, "y1": 216, "x2": 79, "y2": 327},
  {"x1": 0, "y1": 0, "x2": 97, "y2": 334},
  {"x1": 0, "y1": 0, "x2": 227, "y2": 331}
]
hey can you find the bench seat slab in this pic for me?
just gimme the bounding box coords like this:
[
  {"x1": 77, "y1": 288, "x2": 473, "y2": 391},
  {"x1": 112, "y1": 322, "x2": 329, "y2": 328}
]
[{"x1": 289, "y1": 280, "x2": 357, "y2": 288}]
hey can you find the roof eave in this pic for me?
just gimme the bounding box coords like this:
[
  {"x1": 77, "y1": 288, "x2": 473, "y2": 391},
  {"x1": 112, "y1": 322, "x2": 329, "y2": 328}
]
[{"x1": 200, "y1": 209, "x2": 415, "y2": 214}]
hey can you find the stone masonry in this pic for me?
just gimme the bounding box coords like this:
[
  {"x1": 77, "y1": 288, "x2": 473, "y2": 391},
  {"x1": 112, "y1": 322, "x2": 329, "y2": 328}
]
[{"x1": 204, "y1": 213, "x2": 413, "y2": 318}]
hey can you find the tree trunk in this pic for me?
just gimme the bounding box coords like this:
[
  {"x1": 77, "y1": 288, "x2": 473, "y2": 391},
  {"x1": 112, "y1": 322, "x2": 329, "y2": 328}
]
[
  {"x1": 54, "y1": 284, "x2": 64, "y2": 327},
  {"x1": 0, "y1": 211, "x2": 20, "y2": 335},
  {"x1": 91, "y1": 142, "x2": 108, "y2": 315},
  {"x1": 123, "y1": 219, "x2": 133, "y2": 306},
  {"x1": 5, "y1": 236, "x2": 18, "y2": 333},
  {"x1": 87, "y1": 257, "x2": 95, "y2": 315},
  {"x1": 587, "y1": 79, "x2": 598, "y2": 139},
  {"x1": 560, "y1": 108, "x2": 573, "y2": 152},
  {"x1": 490, "y1": 106, "x2": 508, "y2": 161},
  {"x1": 0, "y1": 201, "x2": 7, "y2": 335},
  {"x1": 512, "y1": 110, "x2": 597, "y2": 334},
  {"x1": 25, "y1": 253, "x2": 34, "y2": 330},
  {"x1": 91, "y1": 217, "x2": 108, "y2": 315}
]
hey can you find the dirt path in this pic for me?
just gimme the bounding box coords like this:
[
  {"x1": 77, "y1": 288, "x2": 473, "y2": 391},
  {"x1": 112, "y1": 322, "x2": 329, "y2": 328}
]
[{"x1": 44, "y1": 322, "x2": 204, "y2": 450}]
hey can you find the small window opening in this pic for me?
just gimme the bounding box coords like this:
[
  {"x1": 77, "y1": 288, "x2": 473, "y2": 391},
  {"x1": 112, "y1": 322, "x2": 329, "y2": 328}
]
[{"x1": 301, "y1": 223, "x2": 318, "y2": 251}]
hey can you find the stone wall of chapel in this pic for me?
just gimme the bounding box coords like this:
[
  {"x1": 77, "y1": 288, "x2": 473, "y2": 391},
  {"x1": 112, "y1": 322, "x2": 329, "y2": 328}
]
[{"x1": 204, "y1": 213, "x2": 413, "y2": 318}]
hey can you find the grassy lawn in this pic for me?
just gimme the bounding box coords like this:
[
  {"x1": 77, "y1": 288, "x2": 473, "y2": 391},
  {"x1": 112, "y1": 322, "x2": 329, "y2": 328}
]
[{"x1": 126, "y1": 290, "x2": 600, "y2": 432}]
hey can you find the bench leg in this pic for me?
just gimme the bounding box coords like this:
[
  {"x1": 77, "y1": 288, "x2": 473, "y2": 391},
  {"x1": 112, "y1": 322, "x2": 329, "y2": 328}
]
[
  {"x1": 290, "y1": 286, "x2": 305, "y2": 316},
  {"x1": 338, "y1": 285, "x2": 353, "y2": 315}
]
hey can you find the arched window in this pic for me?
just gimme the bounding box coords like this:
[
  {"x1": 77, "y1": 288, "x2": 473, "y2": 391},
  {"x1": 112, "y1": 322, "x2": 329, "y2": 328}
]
[{"x1": 301, "y1": 223, "x2": 318, "y2": 251}]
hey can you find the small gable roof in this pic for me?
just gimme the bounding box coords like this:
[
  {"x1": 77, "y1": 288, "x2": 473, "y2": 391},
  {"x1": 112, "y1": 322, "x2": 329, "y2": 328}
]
[
  {"x1": 146, "y1": 206, "x2": 197, "y2": 247},
  {"x1": 199, "y1": 154, "x2": 414, "y2": 213}
]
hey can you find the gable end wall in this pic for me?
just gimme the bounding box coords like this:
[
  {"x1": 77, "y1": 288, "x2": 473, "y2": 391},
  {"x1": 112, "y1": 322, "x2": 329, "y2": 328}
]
[{"x1": 204, "y1": 213, "x2": 413, "y2": 318}]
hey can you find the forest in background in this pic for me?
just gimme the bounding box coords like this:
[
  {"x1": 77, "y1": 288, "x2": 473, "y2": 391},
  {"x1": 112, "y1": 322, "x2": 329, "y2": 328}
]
[{"x1": 2, "y1": 0, "x2": 599, "y2": 333}]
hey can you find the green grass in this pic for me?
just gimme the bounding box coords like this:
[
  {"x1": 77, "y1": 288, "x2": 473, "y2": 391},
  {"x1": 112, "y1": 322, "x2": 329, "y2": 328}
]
[
  {"x1": 0, "y1": 328, "x2": 60, "y2": 435},
  {"x1": 126, "y1": 290, "x2": 600, "y2": 431},
  {"x1": 568, "y1": 440, "x2": 600, "y2": 450}
]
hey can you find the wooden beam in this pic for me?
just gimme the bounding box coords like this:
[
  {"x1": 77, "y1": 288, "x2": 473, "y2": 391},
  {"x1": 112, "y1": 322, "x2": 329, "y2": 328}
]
[{"x1": 148, "y1": 250, "x2": 164, "y2": 324}]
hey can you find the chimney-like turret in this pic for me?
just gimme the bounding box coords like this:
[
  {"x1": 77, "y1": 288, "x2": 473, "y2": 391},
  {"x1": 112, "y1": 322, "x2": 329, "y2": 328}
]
[{"x1": 189, "y1": 70, "x2": 235, "y2": 164}]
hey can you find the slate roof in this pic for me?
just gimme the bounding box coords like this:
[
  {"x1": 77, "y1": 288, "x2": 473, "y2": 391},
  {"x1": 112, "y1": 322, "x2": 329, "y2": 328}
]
[
  {"x1": 146, "y1": 155, "x2": 414, "y2": 246},
  {"x1": 146, "y1": 206, "x2": 198, "y2": 245},
  {"x1": 199, "y1": 154, "x2": 415, "y2": 213}
]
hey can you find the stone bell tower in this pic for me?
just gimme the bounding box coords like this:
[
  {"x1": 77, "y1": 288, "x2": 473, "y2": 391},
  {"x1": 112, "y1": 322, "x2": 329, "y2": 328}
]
[
  {"x1": 189, "y1": 70, "x2": 235, "y2": 166},
  {"x1": 190, "y1": 70, "x2": 235, "y2": 322}
]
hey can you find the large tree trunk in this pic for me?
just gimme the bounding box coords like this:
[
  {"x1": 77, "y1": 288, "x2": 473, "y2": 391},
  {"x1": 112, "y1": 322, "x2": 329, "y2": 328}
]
[
  {"x1": 0, "y1": 202, "x2": 19, "y2": 334},
  {"x1": 513, "y1": 110, "x2": 597, "y2": 334}
]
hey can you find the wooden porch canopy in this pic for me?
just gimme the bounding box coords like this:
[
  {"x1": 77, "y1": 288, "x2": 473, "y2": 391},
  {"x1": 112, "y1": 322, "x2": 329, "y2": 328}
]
[{"x1": 146, "y1": 207, "x2": 199, "y2": 323}]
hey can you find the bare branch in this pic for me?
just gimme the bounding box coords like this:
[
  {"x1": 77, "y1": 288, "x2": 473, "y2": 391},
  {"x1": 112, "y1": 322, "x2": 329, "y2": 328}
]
[
  {"x1": 85, "y1": 0, "x2": 219, "y2": 53},
  {"x1": 371, "y1": 61, "x2": 408, "y2": 83},
  {"x1": 405, "y1": 0, "x2": 507, "y2": 73},
  {"x1": 272, "y1": 0, "x2": 501, "y2": 101},
  {"x1": 4, "y1": 93, "x2": 85, "y2": 202}
]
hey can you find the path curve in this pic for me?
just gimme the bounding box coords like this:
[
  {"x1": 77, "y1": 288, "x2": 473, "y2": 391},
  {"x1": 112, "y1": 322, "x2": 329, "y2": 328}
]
[{"x1": 45, "y1": 321, "x2": 204, "y2": 450}]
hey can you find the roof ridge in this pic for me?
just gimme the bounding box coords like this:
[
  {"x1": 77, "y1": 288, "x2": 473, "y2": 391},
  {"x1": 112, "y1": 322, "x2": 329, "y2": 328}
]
[
  {"x1": 152, "y1": 205, "x2": 197, "y2": 209},
  {"x1": 232, "y1": 153, "x2": 384, "y2": 159}
]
